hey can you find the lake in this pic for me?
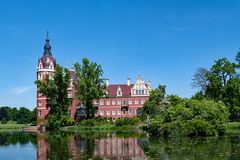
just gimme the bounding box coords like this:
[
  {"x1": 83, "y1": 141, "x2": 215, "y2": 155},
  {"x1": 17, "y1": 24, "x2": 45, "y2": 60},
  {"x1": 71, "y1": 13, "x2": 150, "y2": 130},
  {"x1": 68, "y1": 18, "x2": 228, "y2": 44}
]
[{"x1": 0, "y1": 131, "x2": 240, "y2": 159}]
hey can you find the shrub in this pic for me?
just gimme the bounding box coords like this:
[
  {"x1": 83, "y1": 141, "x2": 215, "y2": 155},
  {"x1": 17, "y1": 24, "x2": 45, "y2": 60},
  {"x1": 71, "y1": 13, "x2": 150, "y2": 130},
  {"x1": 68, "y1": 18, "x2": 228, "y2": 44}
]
[
  {"x1": 147, "y1": 99, "x2": 229, "y2": 137},
  {"x1": 115, "y1": 117, "x2": 140, "y2": 127},
  {"x1": 1, "y1": 118, "x2": 7, "y2": 124}
]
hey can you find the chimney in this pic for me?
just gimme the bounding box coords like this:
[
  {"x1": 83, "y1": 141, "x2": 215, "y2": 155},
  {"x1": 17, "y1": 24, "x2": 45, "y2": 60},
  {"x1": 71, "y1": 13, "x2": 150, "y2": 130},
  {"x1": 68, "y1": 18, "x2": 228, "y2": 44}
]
[
  {"x1": 127, "y1": 78, "x2": 131, "y2": 86},
  {"x1": 106, "y1": 79, "x2": 109, "y2": 87}
]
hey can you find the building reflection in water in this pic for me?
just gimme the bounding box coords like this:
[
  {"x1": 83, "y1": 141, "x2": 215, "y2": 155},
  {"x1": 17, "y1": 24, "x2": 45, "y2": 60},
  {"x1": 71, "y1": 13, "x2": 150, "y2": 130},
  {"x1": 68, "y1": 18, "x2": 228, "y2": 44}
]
[{"x1": 37, "y1": 133, "x2": 146, "y2": 159}]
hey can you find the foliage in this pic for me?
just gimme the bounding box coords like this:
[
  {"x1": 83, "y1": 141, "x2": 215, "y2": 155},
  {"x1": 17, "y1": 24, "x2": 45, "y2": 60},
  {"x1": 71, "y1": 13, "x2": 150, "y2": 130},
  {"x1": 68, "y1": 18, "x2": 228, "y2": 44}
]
[
  {"x1": 146, "y1": 99, "x2": 229, "y2": 137},
  {"x1": 192, "y1": 55, "x2": 240, "y2": 121},
  {"x1": 36, "y1": 64, "x2": 71, "y2": 130},
  {"x1": 115, "y1": 117, "x2": 140, "y2": 127},
  {"x1": 0, "y1": 106, "x2": 36, "y2": 124},
  {"x1": 140, "y1": 84, "x2": 167, "y2": 119},
  {"x1": 205, "y1": 58, "x2": 236, "y2": 100},
  {"x1": 74, "y1": 58, "x2": 106, "y2": 119},
  {"x1": 1, "y1": 118, "x2": 7, "y2": 124}
]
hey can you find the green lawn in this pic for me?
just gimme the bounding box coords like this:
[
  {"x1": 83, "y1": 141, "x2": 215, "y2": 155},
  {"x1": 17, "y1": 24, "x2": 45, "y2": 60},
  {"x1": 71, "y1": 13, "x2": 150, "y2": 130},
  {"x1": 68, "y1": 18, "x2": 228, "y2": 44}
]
[
  {"x1": 226, "y1": 122, "x2": 240, "y2": 134},
  {"x1": 0, "y1": 123, "x2": 26, "y2": 130}
]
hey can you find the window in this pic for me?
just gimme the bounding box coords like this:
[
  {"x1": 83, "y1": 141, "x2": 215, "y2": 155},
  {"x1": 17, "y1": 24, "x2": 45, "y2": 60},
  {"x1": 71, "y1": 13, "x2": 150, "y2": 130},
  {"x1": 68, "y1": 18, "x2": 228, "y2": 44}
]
[
  {"x1": 112, "y1": 110, "x2": 116, "y2": 115},
  {"x1": 100, "y1": 100, "x2": 104, "y2": 105},
  {"x1": 135, "y1": 99, "x2": 139, "y2": 104},
  {"x1": 122, "y1": 100, "x2": 126, "y2": 105},
  {"x1": 38, "y1": 92, "x2": 42, "y2": 97},
  {"x1": 141, "y1": 99, "x2": 145, "y2": 104},
  {"x1": 142, "y1": 90, "x2": 144, "y2": 94},
  {"x1": 122, "y1": 110, "x2": 126, "y2": 114},
  {"x1": 107, "y1": 110, "x2": 110, "y2": 115},
  {"x1": 117, "y1": 110, "x2": 121, "y2": 115},
  {"x1": 117, "y1": 87, "x2": 122, "y2": 96},
  {"x1": 128, "y1": 99, "x2": 132, "y2": 105},
  {"x1": 107, "y1": 100, "x2": 110, "y2": 105},
  {"x1": 94, "y1": 100, "x2": 98, "y2": 105},
  {"x1": 39, "y1": 111, "x2": 42, "y2": 116},
  {"x1": 117, "y1": 91, "x2": 121, "y2": 96},
  {"x1": 136, "y1": 90, "x2": 138, "y2": 94},
  {"x1": 100, "y1": 110, "x2": 104, "y2": 116},
  {"x1": 129, "y1": 109, "x2": 132, "y2": 114},
  {"x1": 135, "y1": 109, "x2": 138, "y2": 115},
  {"x1": 112, "y1": 100, "x2": 116, "y2": 105},
  {"x1": 38, "y1": 101, "x2": 42, "y2": 107},
  {"x1": 117, "y1": 100, "x2": 121, "y2": 105},
  {"x1": 38, "y1": 73, "x2": 42, "y2": 80}
]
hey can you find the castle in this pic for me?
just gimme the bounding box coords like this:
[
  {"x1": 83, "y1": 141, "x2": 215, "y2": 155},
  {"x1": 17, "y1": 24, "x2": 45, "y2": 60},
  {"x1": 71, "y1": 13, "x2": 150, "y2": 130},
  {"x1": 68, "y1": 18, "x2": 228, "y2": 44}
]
[{"x1": 36, "y1": 35, "x2": 151, "y2": 121}]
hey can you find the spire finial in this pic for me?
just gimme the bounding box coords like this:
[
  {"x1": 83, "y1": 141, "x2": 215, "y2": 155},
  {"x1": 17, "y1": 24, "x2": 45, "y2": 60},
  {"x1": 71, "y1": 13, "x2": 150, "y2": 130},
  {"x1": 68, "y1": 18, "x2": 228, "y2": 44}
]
[{"x1": 43, "y1": 31, "x2": 52, "y2": 56}]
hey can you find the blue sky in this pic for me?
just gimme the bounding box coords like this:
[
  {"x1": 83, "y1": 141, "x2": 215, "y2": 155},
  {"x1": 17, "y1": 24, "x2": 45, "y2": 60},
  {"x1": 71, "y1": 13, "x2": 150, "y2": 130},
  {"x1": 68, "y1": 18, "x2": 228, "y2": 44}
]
[{"x1": 0, "y1": 0, "x2": 240, "y2": 110}]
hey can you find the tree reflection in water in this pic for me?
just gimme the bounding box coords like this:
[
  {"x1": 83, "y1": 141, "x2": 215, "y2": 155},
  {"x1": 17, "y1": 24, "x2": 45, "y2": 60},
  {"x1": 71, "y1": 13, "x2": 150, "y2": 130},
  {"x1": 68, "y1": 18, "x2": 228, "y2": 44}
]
[{"x1": 1, "y1": 132, "x2": 240, "y2": 160}]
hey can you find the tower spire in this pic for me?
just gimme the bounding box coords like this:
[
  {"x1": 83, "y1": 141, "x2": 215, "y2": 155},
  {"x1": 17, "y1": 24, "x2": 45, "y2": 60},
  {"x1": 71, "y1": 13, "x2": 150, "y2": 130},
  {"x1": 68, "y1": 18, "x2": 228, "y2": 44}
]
[{"x1": 43, "y1": 31, "x2": 52, "y2": 56}]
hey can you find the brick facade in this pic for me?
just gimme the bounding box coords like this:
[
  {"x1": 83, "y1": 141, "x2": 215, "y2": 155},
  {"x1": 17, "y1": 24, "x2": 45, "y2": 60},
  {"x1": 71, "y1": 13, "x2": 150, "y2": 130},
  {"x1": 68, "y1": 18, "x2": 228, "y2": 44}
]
[{"x1": 36, "y1": 36, "x2": 151, "y2": 121}]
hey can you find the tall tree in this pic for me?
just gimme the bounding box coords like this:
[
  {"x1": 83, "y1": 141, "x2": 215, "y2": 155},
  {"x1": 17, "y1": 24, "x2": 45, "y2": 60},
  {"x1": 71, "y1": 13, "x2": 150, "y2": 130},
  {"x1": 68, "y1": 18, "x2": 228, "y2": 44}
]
[
  {"x1": 141, "y1": 84, "x2": 167, "y2": 118},
  {"x1": 36, "y1": 64, "x2": 71, "y2": 129},
  {"x1": 205, "y1": 58, "x2": 236, "y2": 100},
  {"x1": 192, "y1": 67, "x2": 208, "y2": 93},
  {"x1": 74, "y1": 58, "x2": 105, "y2": 119}
]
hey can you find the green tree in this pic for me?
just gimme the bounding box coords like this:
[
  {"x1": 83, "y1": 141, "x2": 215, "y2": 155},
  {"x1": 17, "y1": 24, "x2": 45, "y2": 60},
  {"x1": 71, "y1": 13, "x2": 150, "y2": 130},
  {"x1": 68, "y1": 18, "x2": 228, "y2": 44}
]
[
  {"x1": 74, "y1": 58, "x2": 106, "y2": 119},
  {"x1": 141, "y1": 85, "x2": 167, "y2": 119},
  {"x1": 205, "y1": 58, "x2": 236, "y2": 100},
  {"x1": 0, "y1": 106, "x2": 11, "y2": 121},
  {"x1": 17, "y1": 107, "x2": 32, "y2": 124},
  {"x1": 8, "y1": 107, "x2": 18, "y2": 121},
  {"x1": 224, "y1": 77, "x2": 240, "y2": 120},
  {"x1": 36, "y1": 64, "x2": 71, "y2": 129}
]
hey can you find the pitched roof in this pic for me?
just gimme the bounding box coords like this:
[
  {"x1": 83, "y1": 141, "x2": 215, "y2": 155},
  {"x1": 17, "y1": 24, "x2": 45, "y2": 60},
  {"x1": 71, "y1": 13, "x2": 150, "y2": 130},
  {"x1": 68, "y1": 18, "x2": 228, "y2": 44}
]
[{"x1": 107, "y1": 84, "x2": 133, "y2": 98}]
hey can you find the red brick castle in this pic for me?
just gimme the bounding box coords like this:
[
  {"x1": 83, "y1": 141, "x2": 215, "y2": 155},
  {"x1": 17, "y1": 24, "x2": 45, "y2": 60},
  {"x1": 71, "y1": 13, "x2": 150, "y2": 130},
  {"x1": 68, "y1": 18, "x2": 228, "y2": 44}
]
[{"x1": 36, "y1": 35, "x2": 151, "y2": 121}]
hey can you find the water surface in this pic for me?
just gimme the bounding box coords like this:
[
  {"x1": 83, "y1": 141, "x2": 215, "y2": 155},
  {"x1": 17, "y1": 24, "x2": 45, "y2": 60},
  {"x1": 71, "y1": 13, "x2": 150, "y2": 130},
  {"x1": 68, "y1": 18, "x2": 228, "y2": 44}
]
[{"x1": 0, "y1": 131, "x2": 240, "y2": 159}]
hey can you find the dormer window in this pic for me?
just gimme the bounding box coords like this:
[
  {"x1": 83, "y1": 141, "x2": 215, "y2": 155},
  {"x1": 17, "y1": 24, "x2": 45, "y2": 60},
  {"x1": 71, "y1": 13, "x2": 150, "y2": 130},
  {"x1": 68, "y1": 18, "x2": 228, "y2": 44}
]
[{"x1": 117, "y1": 86, "x2": 122, "y2": 96}]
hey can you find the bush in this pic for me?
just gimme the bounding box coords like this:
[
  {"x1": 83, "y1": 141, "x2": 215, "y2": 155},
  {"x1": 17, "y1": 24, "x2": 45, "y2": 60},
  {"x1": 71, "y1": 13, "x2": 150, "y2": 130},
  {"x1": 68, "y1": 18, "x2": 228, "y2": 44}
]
[
  {"x1": 147, "y1": 99, "x2": 229, "y2": 137},
  {"x1": 1, "y1": 118, "x2": 7, "y2": 124},
  {"x1": 115, "y1": 117, "x2": 140, "y2": 127}
]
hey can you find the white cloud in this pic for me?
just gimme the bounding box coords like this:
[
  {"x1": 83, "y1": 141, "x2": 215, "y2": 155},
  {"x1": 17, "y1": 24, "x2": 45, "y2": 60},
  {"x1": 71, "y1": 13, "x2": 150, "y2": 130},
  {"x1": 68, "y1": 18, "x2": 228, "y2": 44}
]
[{"x1": 11, "y1": 86, "x2": 32, "y2": 95}]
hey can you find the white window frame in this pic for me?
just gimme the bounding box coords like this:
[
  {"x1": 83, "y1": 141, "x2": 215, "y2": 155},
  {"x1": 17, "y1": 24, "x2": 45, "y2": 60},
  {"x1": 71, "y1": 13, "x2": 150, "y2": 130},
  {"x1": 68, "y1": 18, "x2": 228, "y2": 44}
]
[
  {"x1": 141, "y1": 99, "x2": 145, "y2": 104},
  {"x1": 117, "y1": 110, "x2": 121, "y2": 115},
  {"x1": 112, "y1": 110, "x2": 116, "y2": 115},
  {"x1": 128, "y1": 99, "x2": 132, "y2": 105},
  {"x1": 107, "y1": 110, "x2": 110, "y2": 115},
  {"x1": 100, "y1": 110, "x2": 104, "y2": 116},
  {"x1": 107, "y1": 99, "x2": 110, "y2": 105},
  {"x1": 100, "y1": 100, "x2": 104, "y2": 105},
  {"x1": 112, "y1": 100, "x2": 116, "y2": 105},
  {"x1": 117, "y1": 100, "x2": 121, "y2": 105},
  {"x1": 135, "y1": 99, "x2": 139, "y2": 105}
]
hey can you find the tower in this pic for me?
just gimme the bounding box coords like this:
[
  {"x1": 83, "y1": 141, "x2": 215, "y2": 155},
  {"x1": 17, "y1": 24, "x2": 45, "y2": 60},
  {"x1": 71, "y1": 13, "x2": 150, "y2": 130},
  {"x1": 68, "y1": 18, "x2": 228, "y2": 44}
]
[{"x1": 36, "y1": 33, "x2": 56, "y2": 122}]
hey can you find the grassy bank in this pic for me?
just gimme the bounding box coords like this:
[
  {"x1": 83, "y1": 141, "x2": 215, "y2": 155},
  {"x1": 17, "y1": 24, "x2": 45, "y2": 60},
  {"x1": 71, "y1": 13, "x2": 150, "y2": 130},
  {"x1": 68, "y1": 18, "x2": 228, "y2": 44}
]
[
  {"x1": 61, "y1": 117, "x2": 141, "y2": 133},
  {"x1": 226, "y1": 122, "x2": 240, "y2": 134},
  {"x1": 61, "y1": 124, "x2": 139, "y2": 133},
  {"x1": 0, "y1": 123, "x2": 26, "y2": 132}
]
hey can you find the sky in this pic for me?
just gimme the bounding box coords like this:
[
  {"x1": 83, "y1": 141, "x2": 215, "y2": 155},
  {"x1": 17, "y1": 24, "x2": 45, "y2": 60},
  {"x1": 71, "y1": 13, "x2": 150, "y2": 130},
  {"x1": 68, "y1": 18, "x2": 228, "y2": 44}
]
[{"x1": 0, "y1": 0, "x2": 240, "y2": 110}]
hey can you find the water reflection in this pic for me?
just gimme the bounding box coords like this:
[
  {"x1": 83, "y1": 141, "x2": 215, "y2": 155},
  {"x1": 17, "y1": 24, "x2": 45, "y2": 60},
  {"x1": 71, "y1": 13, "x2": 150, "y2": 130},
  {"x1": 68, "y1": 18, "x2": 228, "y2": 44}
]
[
  {"x1": 1, "y1": 132, "x2": 240, "y2": 160},
  {"x1": 37, "y1": 132, "x2": 146, "y2": 159}
]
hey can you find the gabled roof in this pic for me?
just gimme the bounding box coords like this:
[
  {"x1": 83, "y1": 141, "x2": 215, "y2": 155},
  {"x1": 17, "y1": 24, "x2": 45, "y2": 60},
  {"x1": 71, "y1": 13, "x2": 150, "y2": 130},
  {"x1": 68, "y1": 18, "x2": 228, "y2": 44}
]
[{"x1": 107, "y1": 84, "x2": 133, "y2": 98}]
